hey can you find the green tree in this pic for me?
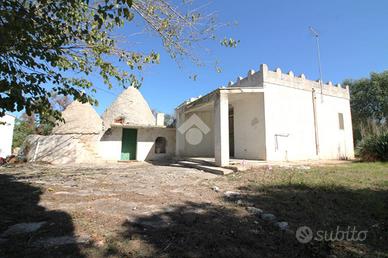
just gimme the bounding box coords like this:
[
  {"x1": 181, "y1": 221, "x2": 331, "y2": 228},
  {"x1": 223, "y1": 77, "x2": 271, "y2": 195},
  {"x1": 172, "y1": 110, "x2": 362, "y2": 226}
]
[
  {"x1": 164, "y1": 113, "x2": 176, "y2": 128},
  {"x1": 151, "y1": 109, "x2": 175, "y2": 127},
  {"x1": 1, "y1": 0, "x2": 237, "y2": 124},
  {"x1": 12, "y1": 93, "x2": 72, "y2": 149},
  {"x1": 12, "y1": 116, "x2": 35, "y2": 149},
  {"x1": 344, "y1": 71, "x2": 388, "y2": 143}
]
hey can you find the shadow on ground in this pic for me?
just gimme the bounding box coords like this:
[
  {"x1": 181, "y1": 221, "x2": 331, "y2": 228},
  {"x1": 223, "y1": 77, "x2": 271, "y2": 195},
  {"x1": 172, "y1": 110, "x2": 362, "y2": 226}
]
[
  {"x1": 223, "y1": 183, "x2": 388, "y2": 257},
  {"x1": 0, "y1": 174, "x2": 84, "y2": 258},
  {"x1": 108, "y1": 202, "x2": 316, "y2": 258},
  {"x1": 107, "y1": 184, "x2": 388, "y2": 258}
]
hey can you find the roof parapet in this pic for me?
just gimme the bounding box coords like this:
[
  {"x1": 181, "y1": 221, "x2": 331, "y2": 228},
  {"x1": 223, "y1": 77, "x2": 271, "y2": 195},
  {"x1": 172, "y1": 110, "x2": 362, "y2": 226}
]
[
  {"x1": 260, "y1": 64, "x2": 268, "y2": 73},
  {"x1": 228, "y1": 63, "x2": 349, "y2": 99},
  {"x1": 214, "y1": 63, "x2": 350, "y2": 100}
]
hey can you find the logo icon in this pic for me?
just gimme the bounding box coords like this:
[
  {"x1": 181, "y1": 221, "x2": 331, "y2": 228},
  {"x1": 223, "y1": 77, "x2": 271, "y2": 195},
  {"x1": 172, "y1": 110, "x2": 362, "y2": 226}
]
[
  {"x1": 296, "y1": 226, "x2": 313, "y2": 244},
  {"x1": 178, "y1": 114, "x2": 210, "y2": 145}
]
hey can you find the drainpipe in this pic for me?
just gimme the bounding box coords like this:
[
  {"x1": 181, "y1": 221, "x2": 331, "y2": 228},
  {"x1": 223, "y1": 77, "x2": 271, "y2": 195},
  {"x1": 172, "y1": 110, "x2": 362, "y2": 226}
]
[{"x1": 312, "y1": 88, "x2": 320, "y2": 155}]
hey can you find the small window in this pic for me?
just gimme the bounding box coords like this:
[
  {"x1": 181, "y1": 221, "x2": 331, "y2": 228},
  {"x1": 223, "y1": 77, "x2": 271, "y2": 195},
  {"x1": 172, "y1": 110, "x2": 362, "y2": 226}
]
[
  {"x1": 155, "y1": 137, "x2": 167, "y2": 154},
  {"x1": 338, "y1": 113, "x2": 344, "y2": 130}
]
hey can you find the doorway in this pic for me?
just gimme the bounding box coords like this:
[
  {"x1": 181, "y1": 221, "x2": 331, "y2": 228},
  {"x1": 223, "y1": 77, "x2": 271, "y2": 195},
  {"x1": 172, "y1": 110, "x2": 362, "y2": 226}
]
[
  {"x1": 229, "y1": 107, "x2": 234, "y2": 157},
  {"x1": 121, "y1": 128, "x2": 137, "y2": 160}
]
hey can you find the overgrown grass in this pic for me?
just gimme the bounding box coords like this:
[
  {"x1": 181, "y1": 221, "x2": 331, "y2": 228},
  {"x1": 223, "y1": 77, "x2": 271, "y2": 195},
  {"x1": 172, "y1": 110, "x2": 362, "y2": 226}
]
[
  {"x1": 226, "y1": 162, "x2": 388, "y2": 258},
  {"x1": 357, "y1": 132, "x2": 388, "y2": 161},
  {"x1": 247, "y1": 162, "x2": 388, "y2": 189}
]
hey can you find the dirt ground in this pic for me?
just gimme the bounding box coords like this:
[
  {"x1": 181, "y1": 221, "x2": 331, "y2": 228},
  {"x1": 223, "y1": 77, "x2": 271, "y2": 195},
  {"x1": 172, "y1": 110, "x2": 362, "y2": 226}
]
[{"x1": 0, "y1": 161, "x2": 386, "y2": 258}]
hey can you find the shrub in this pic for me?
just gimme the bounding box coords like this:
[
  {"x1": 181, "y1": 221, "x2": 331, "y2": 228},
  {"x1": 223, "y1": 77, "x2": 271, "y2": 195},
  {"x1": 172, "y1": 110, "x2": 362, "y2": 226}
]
[{"x1": 356, "y1": 132, "x2": 388, "y2": 162}]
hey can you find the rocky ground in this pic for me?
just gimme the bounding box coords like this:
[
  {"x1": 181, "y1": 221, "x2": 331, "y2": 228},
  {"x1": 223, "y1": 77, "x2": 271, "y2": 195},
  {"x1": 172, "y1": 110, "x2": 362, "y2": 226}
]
[{"x1": 0, "y1": 161, "x2": 386, "y2": 257}]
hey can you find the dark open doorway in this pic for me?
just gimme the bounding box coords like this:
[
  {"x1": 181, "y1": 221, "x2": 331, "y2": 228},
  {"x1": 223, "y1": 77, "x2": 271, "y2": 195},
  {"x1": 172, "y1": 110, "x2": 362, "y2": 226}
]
[{"x1": 229, "y1": 106, "x2": 234, "y2": 157}]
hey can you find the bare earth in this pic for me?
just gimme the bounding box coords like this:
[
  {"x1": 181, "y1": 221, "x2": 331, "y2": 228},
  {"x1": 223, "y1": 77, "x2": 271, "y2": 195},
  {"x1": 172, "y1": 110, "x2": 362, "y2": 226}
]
[{"x1": 0, "y1": 162, "x2": 386, "y2": 258}]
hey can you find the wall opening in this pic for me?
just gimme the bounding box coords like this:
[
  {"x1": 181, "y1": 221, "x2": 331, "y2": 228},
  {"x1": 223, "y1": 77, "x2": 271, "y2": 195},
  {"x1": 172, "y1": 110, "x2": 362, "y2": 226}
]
[
  {"x1": 155, "y1": 137, "x2": 167, "y2": 154},
  {"x1": 229, "y1": 106, "x2": 234, "y2": 157},
  {"x1": 338, "y1": 113, "x2": 344, "y2": 130}
]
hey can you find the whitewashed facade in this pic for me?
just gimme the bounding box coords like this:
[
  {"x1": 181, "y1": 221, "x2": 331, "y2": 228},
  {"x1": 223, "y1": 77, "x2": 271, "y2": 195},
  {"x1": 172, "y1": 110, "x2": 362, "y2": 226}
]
[
  {"x1": 176, "y1": 64, "x2": 354, "y2": 166},
  {"x1": 0, "y1": 114, "x2": 15, "y2": 158},
  {"x1": 24, "y1": 88, "x2": 176, "y2": 164}
]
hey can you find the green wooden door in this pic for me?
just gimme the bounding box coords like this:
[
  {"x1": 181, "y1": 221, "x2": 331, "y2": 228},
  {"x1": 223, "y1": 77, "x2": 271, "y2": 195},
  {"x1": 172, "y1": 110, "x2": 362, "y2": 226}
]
[{"x1": 121, "y1": 128, "x2": 137, "y2": 160}]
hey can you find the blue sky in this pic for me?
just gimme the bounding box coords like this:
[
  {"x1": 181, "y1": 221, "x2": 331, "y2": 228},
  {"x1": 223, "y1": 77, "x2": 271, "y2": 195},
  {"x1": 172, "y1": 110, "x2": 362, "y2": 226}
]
[{"x1": 46, "y1": 0, "x2": 388, "y2": 116}]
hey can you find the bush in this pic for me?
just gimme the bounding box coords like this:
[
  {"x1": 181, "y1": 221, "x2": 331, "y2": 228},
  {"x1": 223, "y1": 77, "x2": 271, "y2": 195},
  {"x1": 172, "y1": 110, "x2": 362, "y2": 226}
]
[{"x1": 356, "y1": 132, "x2": 388, "y2": 162}]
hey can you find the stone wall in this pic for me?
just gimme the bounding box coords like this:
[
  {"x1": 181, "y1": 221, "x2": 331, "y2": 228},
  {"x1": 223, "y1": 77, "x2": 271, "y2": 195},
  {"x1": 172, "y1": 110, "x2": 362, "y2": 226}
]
[{"x1": 23, "y1": 134, "x2": 101, "y2": 164}]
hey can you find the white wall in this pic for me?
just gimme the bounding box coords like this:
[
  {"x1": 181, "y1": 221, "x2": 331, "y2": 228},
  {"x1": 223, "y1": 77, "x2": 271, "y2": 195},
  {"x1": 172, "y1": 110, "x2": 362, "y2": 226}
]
[
  {"x1": 316, "y1": 95, "x2": 354, "y2": 159},
  {"x1": 98, "y1": 127, "x2": 123, "y2": 160},
  {"x1": 137, "y1": 128, "x2": 176, "y2": 161},
  {"x1": 264, "y1": 83, "x2": 354, "y2": 161},
  {"x1": 175, "y1": 110, "x2": 185, "y2": 157},
  {"x1": 24, "y1": 134, "x2": 101, "y2": 164},
  {"x1": 183, "y1": 111, "x2": 214, "y2": 157},
  {"x1": 264, "y1": 83, "x2": 317, "y2": 161},
  {"x1": 0, "y1": 115, "x2": 15, "y2": 157},
  {"x1": 98, "y1": 127, "x2": 177, "y2": 161},
  {"x1": 232, "y1": 93, "x2": 266, "y2": 160}
]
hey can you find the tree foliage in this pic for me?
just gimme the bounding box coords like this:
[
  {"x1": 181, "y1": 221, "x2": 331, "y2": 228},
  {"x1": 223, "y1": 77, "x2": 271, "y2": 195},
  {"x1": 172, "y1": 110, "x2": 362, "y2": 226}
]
[
  {"x1": 151, "y1": 109, "x2": 175, "y2": 127},
  {"x1": 1, "y1": 0, "x2": 237, "y2": 124},
  {"x1": 344, "y1": 71, "x2": 388, "y2": 143},
  {"x1": 12, "y1": 93, "x2": 72, "y2": 149},
  {"x1": 12, "y1": 117, "x2": 35, "y2": 149},
  {"x1": 357, "y1": 131, "x2": 388, "y2": 162}
]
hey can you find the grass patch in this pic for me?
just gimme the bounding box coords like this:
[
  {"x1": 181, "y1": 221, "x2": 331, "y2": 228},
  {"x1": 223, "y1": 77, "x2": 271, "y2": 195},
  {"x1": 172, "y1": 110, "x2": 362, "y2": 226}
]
[{"x1": 226, "y1": 162, "x2": 388, "y2": 258}]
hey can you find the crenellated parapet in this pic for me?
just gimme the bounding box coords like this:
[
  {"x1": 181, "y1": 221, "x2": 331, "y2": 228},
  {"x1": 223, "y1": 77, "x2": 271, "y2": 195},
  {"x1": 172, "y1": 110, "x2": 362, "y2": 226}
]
[{"x1": 229, "y1": 64, "x2": 350, "y2": 99}]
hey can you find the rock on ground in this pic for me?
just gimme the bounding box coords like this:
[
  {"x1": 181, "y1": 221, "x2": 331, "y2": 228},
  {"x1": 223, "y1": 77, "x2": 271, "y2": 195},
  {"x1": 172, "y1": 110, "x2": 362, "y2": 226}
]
[
  {"x1": 261, "y1": 213, "x2": 276, "y2": 222},
  {"x1": 246, "y1": 207, "x2": 263, "y2": 215},
  {"x1": 32, "y1": 234, "x2": 91, "y2": 247},
  {"x1": 275, "y1": 221, "x2": 289, "y2": 231},
  {"x1": 224, "y1": 191, "x2": 241, "y2": 198},
  {"x1": 1, "y1": 222, "x2": 46, "y2": 237},
  {"x1": 211, "y1": 186, "x2": 220, "y2": 192}
]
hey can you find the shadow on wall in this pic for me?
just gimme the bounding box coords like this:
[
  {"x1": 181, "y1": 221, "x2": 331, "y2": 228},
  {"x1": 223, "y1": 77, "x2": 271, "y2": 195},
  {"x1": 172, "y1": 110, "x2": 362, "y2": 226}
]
[
  {"x1": 0, "y1": 174, "x2": 84, "y2": 258},
  {"x1": 144, "y1": 136, "x2": 172, "y2": 161},
  {"x1": 100, "y1": 128, "x2": 121, "y2": 142},
  {"x1": 105, "y1": 184, "x2": 387, "y2": 257},
  {"x1": 24, "y1": 135, "x2": 78, "y2": 164}
]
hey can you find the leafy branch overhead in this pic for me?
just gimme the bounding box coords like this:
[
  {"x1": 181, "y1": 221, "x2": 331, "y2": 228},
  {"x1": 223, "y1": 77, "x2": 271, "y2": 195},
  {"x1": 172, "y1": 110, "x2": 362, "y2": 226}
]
[{"x1": 0, "y1": 0, "x2": 238, "y2": 123}]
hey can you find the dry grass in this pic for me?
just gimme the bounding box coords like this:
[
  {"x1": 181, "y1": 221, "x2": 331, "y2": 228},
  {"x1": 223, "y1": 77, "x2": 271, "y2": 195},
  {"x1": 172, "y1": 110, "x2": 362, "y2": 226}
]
[
  {"x1": 0, "y1": 162, "x2": 387, "y2": 257},
  {"x1": 220, "y1": 162, "x2": 388, "y2": 258}
]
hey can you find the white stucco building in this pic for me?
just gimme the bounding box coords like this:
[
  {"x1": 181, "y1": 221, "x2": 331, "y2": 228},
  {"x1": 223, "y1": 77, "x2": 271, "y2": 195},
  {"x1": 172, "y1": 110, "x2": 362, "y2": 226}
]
[
  {"x1": 24, "y1": 88, "x2": 175, "y2": 164},
  {"x1": 22, "y1": 64, "x2": 354, "y2": 166},
  {"x1": 0, "y1": 114, "x2": 15, "y2": 158},
  {"x1": 98, "y1": 87, "x2": 175, "y2": 162},
  {"x1": 176, "y1": 64, "x2": 354, "y2": 166}
]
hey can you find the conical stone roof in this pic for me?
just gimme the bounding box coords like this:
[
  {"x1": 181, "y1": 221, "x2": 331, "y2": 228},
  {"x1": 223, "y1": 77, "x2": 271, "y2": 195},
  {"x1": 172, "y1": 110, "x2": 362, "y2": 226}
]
[
  {"x1": 102, "y1": 87, "x2": 155, "y2": 127},
  {"x1": 52, "y1": 101, "x2": 103, "y2": 134}
]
